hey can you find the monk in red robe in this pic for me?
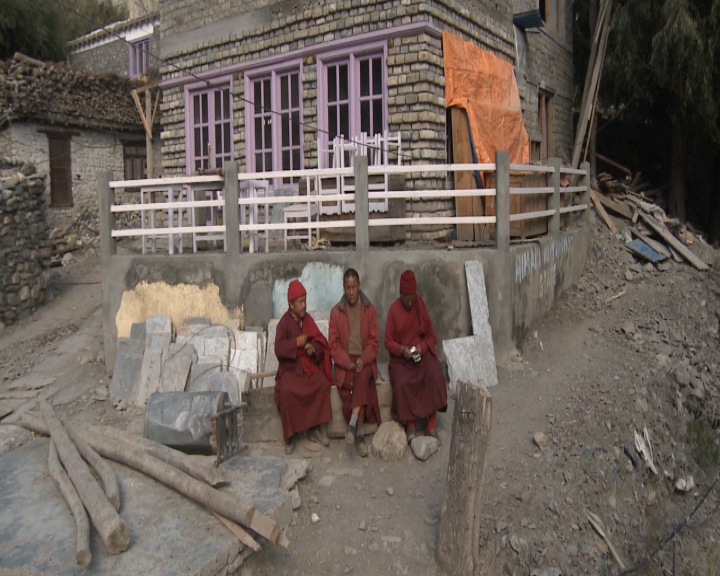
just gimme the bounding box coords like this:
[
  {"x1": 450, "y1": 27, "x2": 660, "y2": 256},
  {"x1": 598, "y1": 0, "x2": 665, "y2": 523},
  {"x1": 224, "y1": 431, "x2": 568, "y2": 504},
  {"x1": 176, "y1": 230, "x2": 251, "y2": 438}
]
[
  {"x1": 274, "y1": 279, "x2": 333, "y2": 455},
  {"x1": 384, "y1": 269, "x2": 447, "y2": 442},
  {"x1": 329, "y1": 268, "x2": 381, "y2": 457}
]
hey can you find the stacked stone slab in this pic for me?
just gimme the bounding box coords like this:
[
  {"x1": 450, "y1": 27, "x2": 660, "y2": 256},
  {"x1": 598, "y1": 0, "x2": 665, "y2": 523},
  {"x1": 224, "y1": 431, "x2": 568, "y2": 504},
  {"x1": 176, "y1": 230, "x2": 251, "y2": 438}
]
[{"x1": 0, "y1": 160, "x2": 51, "y2": 327}]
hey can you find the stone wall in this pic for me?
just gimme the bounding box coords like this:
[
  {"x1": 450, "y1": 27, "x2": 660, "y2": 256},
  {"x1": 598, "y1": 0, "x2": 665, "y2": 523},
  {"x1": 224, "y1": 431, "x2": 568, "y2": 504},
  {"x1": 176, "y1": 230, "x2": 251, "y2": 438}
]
[
  {"x1": 0, "y1": 161, "x2": 51, "y2": 328},
  {"x1": 69, "y1": 30, "x2": 161, "y2": 78}
]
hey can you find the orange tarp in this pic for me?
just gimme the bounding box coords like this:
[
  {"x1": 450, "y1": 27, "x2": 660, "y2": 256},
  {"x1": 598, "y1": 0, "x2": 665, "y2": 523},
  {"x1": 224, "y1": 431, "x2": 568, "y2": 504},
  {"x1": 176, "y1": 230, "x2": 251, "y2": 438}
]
[{"x1": 443, "y1": 32, "x2": 529, "y2": 165}]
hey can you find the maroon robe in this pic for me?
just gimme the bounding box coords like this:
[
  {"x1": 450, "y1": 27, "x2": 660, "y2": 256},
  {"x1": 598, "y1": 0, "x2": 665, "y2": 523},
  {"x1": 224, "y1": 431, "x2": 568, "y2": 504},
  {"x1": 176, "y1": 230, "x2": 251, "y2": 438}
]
[
  {"x1": 384, "y1": 295, "x2": 447, "y2": 423},
  {"x1": 274, "y1": 310, "x2": 333, "y2": 443}
]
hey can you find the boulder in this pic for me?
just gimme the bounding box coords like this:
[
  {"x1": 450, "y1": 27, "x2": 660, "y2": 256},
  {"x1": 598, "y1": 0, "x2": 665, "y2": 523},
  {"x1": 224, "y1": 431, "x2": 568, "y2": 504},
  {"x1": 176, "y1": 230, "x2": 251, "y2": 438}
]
[{"x1": 371, "y1": 421, "x2": 407, "y2": 462}]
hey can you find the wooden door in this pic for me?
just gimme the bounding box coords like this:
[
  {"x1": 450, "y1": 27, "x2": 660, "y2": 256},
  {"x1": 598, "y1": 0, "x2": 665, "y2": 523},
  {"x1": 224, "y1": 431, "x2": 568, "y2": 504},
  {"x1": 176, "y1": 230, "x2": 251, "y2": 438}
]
[{"x1": 47, "y1": 134, "x2": 72, "y2": 207}]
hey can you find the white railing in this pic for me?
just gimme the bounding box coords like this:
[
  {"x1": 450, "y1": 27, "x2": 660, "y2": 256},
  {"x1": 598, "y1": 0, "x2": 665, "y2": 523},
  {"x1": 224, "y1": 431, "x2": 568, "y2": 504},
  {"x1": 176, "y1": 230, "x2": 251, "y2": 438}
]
[{"x1": 104, "y1": 155, "x2": 589, "y2": 254}]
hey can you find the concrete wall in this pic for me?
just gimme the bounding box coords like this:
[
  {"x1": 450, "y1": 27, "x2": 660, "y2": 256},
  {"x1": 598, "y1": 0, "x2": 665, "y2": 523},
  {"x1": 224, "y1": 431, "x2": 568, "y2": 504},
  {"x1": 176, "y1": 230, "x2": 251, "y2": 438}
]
[
  {"x1": 1, "y1": 123, "x2": 147, "y2": 230},
  {"x1": 99, "y1": 227, "x2": 590, "y2": 371}
]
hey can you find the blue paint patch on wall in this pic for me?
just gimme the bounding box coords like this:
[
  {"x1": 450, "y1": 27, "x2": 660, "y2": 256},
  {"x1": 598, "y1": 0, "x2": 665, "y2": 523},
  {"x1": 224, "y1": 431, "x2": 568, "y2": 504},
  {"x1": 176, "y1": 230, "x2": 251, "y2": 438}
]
[{"x1": 272, "y1": 262, "x2": 344, "y2": 318}]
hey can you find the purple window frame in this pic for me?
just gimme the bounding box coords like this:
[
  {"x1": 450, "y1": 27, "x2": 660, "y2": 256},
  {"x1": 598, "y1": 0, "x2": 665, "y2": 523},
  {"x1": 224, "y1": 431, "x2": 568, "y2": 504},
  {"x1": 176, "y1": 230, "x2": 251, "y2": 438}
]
[
  {"x1": 244, "y1": 60, "x2": 304, "y2": 190},
  {"x1": 317, "y1": 42, "x2": 388, "y2": 160},
  {"x1": 129, "y1": 37, "x2": 150, "y2": 78},
  {"x1": 184, "y1": 76, "x2": 234, "y2": 175}
]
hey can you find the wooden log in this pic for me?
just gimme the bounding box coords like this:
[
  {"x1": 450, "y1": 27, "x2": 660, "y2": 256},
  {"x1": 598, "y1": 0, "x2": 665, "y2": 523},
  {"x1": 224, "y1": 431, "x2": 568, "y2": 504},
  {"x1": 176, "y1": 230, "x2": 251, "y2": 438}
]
[
  {"x1": 48, "y1": 440, "x2": 91, "y2": 566},
  {"x1": 436, "y1": 381, "x2": 492, "y2": 576},
  {"x1": 637, "y1": 212, "x2": 709, "y2": 271},
  {"x1": 39, "y1": 402, "x2": 130, "y2": 555},
  {"x1": 596, "y1": 153, "x2": 632, "y2": 177},
  {"x1": 19, "y1": 413, "x2": 282, "y2": 544},
  {"x1": 67, "y1": 428, "x2": 120, "y2": 511},
  {"x1": 590, "y1": 190, "x2": 618, "y2": 234}
]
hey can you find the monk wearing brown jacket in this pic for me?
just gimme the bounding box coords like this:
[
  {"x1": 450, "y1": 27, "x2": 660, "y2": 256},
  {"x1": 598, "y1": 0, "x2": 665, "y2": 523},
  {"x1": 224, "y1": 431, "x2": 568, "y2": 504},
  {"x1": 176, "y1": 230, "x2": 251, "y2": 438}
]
[{"x1": 329, "y1": 269, "x2": 381, "y2": 457}]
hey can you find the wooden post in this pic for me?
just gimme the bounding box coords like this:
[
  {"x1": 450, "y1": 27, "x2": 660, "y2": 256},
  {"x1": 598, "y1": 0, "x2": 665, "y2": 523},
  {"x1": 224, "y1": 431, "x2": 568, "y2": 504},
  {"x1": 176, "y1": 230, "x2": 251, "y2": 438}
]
[
  {"x1": 436, "y1": 381, "x2": 492, "y2": 576},
  {"x1": 494, "y1": 151, "x2": 510, "y2": 252},
  {"x1": 549, "y1": 157, "x2": 561, "y2": 236},
  {"x1": 145, "y1": 89, "x2": 153, "y2": 178},
  {"x1": 354, "y1": 155, "x2": 369, "y2": 253}
]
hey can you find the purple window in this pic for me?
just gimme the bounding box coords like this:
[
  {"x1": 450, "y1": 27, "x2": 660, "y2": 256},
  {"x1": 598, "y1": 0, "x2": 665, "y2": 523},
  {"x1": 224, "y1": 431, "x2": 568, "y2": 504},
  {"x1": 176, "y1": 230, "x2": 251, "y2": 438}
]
[
  {"x1": 190, "y1": 85, "x2": 232, "y2": 171},
  {"x1": 129, "y1": 38, "x2": 149, "y2": 78},
  {"x1": 318, "y1": 47, "x2": 387, "y2": 157},
  {"x1": 246, "y1": 63, "x2": 303, "y2": 187}
]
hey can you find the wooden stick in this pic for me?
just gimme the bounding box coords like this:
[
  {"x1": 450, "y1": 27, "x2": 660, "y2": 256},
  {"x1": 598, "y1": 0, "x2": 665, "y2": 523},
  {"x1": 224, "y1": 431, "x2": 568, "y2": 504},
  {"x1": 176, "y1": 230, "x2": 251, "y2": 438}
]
[
  {"x1": 596, "y1": 153, "x2": 632, "y2": 177},
  {"x1": 48, "y1": 441, "x2": 91, "y2": 566},
  {"x1": 586, "y1": 510, "x2": 626, "y2": 569},
  {"x1": 19, "y1": 413, "x2": 282, "y2": 544},
  {"x1": 590, "y1": 190, "x2": 618, "y2": 234},
  {"x1": 67, "y1": 428, "x2": 120, "y2": 511},
  {"x1": 637, "y1": 212, "x2": 709, "y2": 271},
  {"x1": 212, "y1": 511, "x2": 262, "y2": 552},
  {"x1": 131, "y1": 89, "x2": 152, "y2": 139},
  {"x1": 39, "y1": 402, "x2": 130, "y2": 555},
  {"x1": 605, "y1": 290, "x2": 626, "y2": 304}
]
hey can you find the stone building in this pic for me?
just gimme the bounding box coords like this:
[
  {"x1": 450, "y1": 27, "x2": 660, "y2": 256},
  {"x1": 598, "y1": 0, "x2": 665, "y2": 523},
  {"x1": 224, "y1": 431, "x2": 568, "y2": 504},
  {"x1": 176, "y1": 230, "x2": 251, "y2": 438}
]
[
  {"x1": 152, "y1": 0, "x2": 573, "y2": 239},
  {"x1": 0, "y1": 55, "x2": 152, "y2": 229}
]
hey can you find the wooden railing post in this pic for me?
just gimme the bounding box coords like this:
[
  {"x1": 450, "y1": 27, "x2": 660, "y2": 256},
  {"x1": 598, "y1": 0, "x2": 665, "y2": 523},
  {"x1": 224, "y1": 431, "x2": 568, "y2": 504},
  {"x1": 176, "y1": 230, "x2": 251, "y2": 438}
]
[
  {"x1": 549, "y1": 157, "x2": 561, "y2": 236},
  {"x1": 354, "y1": 156, "x2": 369, "y2": 253},
  {"x1": 580, "y1": 160, "x2": 591, "y2": 224},
  {"x1": 494, "y1": 151, "x2": 510, "y2": 252},
  {"x1": 224, "y1": 162, "x2": 240, "y2": 255}
]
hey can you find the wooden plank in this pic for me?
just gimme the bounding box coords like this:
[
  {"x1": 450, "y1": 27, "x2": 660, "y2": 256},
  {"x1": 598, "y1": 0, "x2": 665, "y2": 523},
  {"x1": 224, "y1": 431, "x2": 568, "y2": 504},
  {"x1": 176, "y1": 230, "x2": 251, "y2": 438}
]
[
  {"x1": 596, "y1": 153, "x2": 632, "y2": 177},
  {"x1": 451, "y1": 107, "x2": 476, "y2": 241},
  {"x1": 590, "y1": 190, "x2": 617, "y2": 234},
  {"x1": 131, "y1": 89, "x2": 152, "y2": 140},
  {"x1": 593, "y1": 191, "x2": 633, "y2": 219},
  {"x1": 213, "y1": 511, "x2": 262, "y2": 552},
  {"x1": 630, "y1": 227, "x2": 671, "y2": 257},
  {"x1": 637, "y1": 212, "x2": 709, "y2": 270}
]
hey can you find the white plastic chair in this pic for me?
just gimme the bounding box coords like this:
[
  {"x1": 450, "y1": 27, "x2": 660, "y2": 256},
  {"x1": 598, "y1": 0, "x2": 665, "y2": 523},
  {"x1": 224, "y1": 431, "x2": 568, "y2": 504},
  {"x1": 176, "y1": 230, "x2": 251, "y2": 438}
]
[
  {"x1": 190, "y1": 184, "x2": 226, "y2": 252},
  {"x1": 283, "y1": 176, "x2": 319, "y2": 251}
]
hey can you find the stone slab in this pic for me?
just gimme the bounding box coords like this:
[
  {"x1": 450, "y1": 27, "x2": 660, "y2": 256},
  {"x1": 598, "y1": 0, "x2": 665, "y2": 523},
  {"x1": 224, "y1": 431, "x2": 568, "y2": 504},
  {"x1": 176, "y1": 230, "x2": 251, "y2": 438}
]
[
  {"x1": 465, "y1": 261, "x2": 491, "y2": 336},
  {"x1": 160, "y1": 346, "x2": 195, "y2": 393},
  {"x1": 129, "y1": 322, "x2": 146, "y2": 342},
  {"x1": 207, "y1": 372, "x2": 240, "y2": 404},
  {"x1": 200, "y1": 335, "x2": 230, "y2": 368},
  {"x1": 262, "y1": 319, "x2": 281, "y2": 388},
  {"x1": 0, "y1": 439, "x2": 247, "y2": 576},
  {"x1": 181, "y1": 316, "x2": 211, "y2": 327},
  {"x1": 148, "y1": 333, "x2": 172, "y2": 350},
  {"x1": 188, "y1": 361, "x2": 223, "y2": 392},
  {"x1": 229, "y1": 331, "x2": 259, "y2": 376},
  {"x1": 146, "y1": 314, "x2": 172, "y2": 335},
  {"x1": 135, "y1": 347, "x2": 164, "y2": 407},
  {"x1": 443, "y1": 335, "x2": 498, "y2": 395},
  {"x1": 110, "y1": 339, "x2": 144, "y2": 405}
]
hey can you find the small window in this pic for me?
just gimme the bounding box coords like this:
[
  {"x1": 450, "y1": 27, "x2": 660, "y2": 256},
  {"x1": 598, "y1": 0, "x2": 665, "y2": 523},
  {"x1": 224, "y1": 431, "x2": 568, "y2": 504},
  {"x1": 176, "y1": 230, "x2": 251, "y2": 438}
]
[
  {"x1": 129, "y1": 38, "x2": 150, "y2": 78},
  {"x1": 47, "y1": 134, "x2": 73, "y2": 207},
  {"x1": 123, "y1": 142, "x2": 147, "y2": 180}
]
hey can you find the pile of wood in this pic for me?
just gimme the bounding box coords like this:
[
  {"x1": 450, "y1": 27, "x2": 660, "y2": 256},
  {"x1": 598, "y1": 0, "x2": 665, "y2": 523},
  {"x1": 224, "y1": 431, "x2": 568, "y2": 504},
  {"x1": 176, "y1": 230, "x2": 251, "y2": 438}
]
[
  {"x1": 589, "y1": 161, "x2": 709, "y2": 271},
  {"x1": 0, "y1": 53, "x2": 144, "y2": 132},
  {"x1": 16, "y1": 403, "x2": 287, "y2": 566}
]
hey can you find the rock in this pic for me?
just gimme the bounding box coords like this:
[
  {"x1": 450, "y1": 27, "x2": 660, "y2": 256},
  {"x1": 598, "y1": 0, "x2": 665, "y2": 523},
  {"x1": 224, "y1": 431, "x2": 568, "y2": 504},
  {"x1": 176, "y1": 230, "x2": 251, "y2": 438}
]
[
  {"x1": 624, "y1": 269, "x2": 634, "y2": 281},
  {"x1": 548, "y1": 499, "x2": 559, "y2": 515},
  {"x1": 410, "y1": 436, "x2": 439, "y2": 461},
  {"x1": 318, "y1": 475, "x2": 335, "y2": 488},
  {"x1": 643, "y1": 262, "x2": 655, "y2": 273},
  {"x1": 371, "y1": 421, "x2": 407, "y2": 462},
  {"x1": 289, "y1": 488, "x2": 301, "y2": 510},
  {"x1": 386, "y1": 486, "x2": 394, "y2": 496},
  {"x1": 61, "y1": 252, "x2": 74, "y2": 265},
  {"x1": 531, "y1": 569, "x2": 562, "y2": 576},
  {"x1": 622, "y1": 321, "x2": 636, "y2": 335},
  {"x1": 344, "y1": 546, "x2": 357, "y2": 555},
  {"x1": 368, "y1": 542, "x2": 380, "y2": 552},
  {"x1": 533, "y1": 431, "x2": 548, "y2": 448},
  {"x1": 509, "y1": 533, "x2": 528, "y2": 554},
  {"x1": 674, "y1": 366, "x2": 691, "y2": 387},
  {"x1": 0, "y1": 425, "x2": 33, "y2": 454},
  {"x1": 424, "y1": 516, "x2": 439, "y2": 525},
  {"x1": 657, "y1": 261, "x2": 671, "y2": 271},
  {"x1": 675, "y1": 476, "x2": 695, "y2": 492},
  {"x1": 655, "y1": 353, "x2": 669, "y2": 368},
  {"x1": 358, "y1": 520, "x2": 366, "y2": 531},
  {"x1": 624, "y1": 441, "x2": 641, "y2": 467},
  {"x1": 280, "y1": 459, "x2": 308, "y2": 491},
  {"x1": 636, "y1": 396, "x2": 648, "y2": 413}
]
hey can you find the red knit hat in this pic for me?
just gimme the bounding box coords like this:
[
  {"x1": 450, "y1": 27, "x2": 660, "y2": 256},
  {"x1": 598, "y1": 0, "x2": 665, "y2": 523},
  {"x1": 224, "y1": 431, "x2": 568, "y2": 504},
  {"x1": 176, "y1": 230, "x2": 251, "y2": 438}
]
[
  {"x1": 287, "y1": 279, "x2": 307, "y2": 302},
  {"x1": 399, "y1": 270, "x2": 417, "y2": 295}
]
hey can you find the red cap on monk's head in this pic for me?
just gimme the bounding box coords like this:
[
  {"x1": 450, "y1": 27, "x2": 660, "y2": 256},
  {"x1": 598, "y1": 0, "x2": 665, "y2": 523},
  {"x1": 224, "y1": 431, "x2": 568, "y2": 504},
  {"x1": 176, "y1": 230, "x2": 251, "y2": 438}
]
[
  {"x1": 399, "y1": 270, "x2": 417, "y2": 295},
  {"x1": 288, "y1": 279, "x2": 307, "y2": 302}
]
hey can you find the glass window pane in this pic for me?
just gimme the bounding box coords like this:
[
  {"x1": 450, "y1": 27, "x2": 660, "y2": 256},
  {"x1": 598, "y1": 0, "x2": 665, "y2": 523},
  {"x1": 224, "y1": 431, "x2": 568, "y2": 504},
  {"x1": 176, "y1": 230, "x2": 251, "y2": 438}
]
[
  {"x1": 255, "y1": 153, "x2": 262, "y2": 172},
  {"x1": 254, "y1": 82, "x2": 261, "y2": 114},
  {"x1": 202, "y1": 127, "x2": 209, "y2": 155},
  {"x1": 263, "y1": 79, "x2": 271, "y2": 111},
  {"x1": 215, "y1": 124, "x2": 222, "y2": 157},
  {"x1": 372, "y1": 57, "x2": 383, "y2": 95},
  {"x1": 339, "y1": 64, "x2": 348, "y2": 100},
  {"x1": 265, "y1": 152, "x2": 272, "y2": 171},
  {"x1": 340, "y1": 103, "x2": 349, "y2": 138},
  {"x1": 281, "y1": 76, "x2": 289, "y2": 110},
  {"x1": 223, "y1": 89, "x2": 230, "y2": 119},
  {"x1": 373, "y1": 99, "x2": 383, "y2": 135},
  {"x1": 201, "y1": 94, "x2": 208, "y2": 123},
  {"x1": 292, "y1": 111, "x2": 300, "y2": 146},
  {"x1": 360, "y1": 60, "x2": 370, "y2": 97},
  {"x1": 328, "y1": 66, "x2": 337, "y2": 102},
  {"x1": 196, "y1": 159, "x2": 202, "y2": 170},
  {"x1": 282, "y1": 113, "x2": 290, "y2": 147},
  {"x1": 193, "y1": 95, "x2": 200, "y2": 124},
  {"x1": 224, "y1": 122, "x2": 231, "y2": 153},
  {"x1": 264, "y1": 118, "x2": 272, "y2": 148},
  {"x1": 194, "y1": 128, "x2": 201, "y2": 156},
  {"x1": 203, "y1": 158, "x2": 209, "y2": 169},
  {"x1": 282, "y1": 150, "x2": 290, "y2": 171},
  {"x1": 361, "y1": 101, "x2": 370, "y2": 133},
  {"x1": 291, "y1": 74, "x2": 299, "y2": 108},
  {"x1": 254, "y1": 118, "x2": 262, "y2": 149},
  {"x1": 292, "y1": 149, "x2": 300, "y2": 172},
  {"x1": 215, "y1": 90, "x2": 221, "y2": 121},
  {"x1": 329, "y1": 105, "x2": 337, "y2": 139}
]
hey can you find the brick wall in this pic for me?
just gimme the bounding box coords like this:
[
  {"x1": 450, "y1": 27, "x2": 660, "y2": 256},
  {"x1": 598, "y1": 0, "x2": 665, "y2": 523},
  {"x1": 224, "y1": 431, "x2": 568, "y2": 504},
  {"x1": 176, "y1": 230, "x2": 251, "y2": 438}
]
[
  {"x1": 158, "y1": 0, "x2": 574, "y2": 238},
  {"x1": 3, "y1": 123, "x2": 130, "y2": 230},
  {"x1": 69, "y1": 29, "x2": 161, "y2": 78}
]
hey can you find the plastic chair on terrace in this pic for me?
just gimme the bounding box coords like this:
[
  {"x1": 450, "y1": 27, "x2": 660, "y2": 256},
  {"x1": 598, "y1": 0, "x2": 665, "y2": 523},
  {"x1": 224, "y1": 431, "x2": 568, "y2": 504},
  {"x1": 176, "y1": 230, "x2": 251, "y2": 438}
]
[{"x1": 283, "y1": 175, "x2": 319, "y2": 251}]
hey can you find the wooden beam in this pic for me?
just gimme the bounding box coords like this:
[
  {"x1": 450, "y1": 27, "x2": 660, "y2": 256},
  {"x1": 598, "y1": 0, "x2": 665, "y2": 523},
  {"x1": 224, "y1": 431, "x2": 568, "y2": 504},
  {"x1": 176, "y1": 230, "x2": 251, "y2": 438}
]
[
  {"x1": 637, "y1": 212, "x2": 709, "y2": 271},
  {"x1": 131, "y1": 89, "x2": 152, "y2": 140},
  {"x1": 151, "y1": 89, "x2": 161, "y2": 126},
  {"x1": 134, "y1": 79, "x2": 159, "y2": 93},
  {"x1": 590, "y1": 190, "x2": 618, "y2": 234},
  {"x1": 593, "y1": 190, "x2": 633, "y2": 219},
  {"x1": 596, "y1": 153, "x2": 632, "y2": 177},
  {"x1": 145, "y1": 89, "x2": 154, "y2": 178}
]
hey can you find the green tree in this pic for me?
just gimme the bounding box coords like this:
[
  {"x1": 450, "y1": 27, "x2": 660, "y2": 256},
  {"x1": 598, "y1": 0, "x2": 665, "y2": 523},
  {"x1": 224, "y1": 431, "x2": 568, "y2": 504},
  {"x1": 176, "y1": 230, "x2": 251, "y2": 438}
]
[{"x1": 0, "y1": 0, "x2": 128, "y2": 61}]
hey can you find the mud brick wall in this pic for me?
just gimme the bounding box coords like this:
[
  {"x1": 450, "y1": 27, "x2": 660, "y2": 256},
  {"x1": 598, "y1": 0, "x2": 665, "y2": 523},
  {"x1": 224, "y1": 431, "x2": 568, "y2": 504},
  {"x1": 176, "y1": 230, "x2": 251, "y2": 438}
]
[{"x1": 0, "y1": 161, "x2": 51, "y2": 327}]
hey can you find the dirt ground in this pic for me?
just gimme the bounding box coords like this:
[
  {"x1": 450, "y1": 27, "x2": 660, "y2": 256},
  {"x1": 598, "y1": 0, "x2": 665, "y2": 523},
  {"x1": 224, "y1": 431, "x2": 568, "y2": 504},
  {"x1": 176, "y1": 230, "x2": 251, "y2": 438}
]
[{"x1": 1, "y1": 215, "x2": 719, "y2": 576}]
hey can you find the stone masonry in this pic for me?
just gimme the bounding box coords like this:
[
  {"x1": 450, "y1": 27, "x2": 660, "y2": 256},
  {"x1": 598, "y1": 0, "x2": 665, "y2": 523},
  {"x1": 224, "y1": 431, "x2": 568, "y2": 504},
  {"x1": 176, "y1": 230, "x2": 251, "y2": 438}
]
[
  {"x1": 0, "y1": 160, "x2": 51, "y2": 328},
  {"x1": 157, "y1": 0, "x2": 573, "y2": 239}
]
